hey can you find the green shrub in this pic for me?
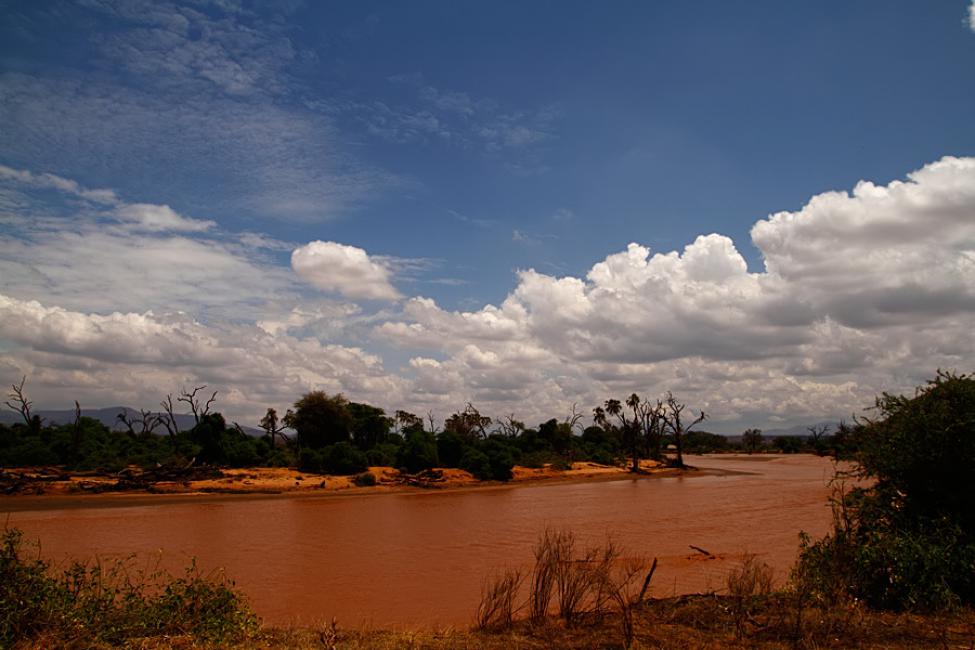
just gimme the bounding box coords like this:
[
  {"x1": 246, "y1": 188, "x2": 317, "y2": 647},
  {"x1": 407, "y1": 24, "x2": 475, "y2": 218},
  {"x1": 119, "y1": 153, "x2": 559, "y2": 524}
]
[
  {"x1": 320, "y1": 442, "x2": 369, "y2": 475},
  {"x1": 459, "y1": 448, "x2": 492, "y2": 480},
  {"x1": 795, "y1": 371, "x2": 975, "y2": 611},
  {"x1": 0, "y1": 527, "x2": 257, "y2": 646},
  {"x1": 365, "y1": 443, "x2": 399, "y2": 467},
  {"x1": 398, "y1": 430, "x2": 439, "y2": 474},
  {"x1": 482, "y1": 438, "x2": 516, "y2": 481},
  {"x1": 298, "y1": 448, "x2": 323, "y2": 473},
  {"x1": 436, "y1": 430, "x2": 468, "y2": 467}
]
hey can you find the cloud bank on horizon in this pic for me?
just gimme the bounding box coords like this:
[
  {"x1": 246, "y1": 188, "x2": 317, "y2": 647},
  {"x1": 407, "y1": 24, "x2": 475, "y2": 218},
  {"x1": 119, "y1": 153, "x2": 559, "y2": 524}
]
[{"x1": 1, "y1": 156, "x2": 973, "y2": 430}]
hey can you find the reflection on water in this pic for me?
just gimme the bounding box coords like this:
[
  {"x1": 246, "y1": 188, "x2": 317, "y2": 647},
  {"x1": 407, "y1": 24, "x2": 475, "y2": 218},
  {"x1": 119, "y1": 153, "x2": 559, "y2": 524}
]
[{"x1": 4, "y1": 454, "x2": 837, "y2": 628}]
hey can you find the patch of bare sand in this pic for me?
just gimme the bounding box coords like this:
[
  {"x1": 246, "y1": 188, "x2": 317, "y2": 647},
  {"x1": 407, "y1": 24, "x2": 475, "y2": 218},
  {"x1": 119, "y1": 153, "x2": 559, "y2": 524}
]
[{"x1": 2, "y1": 459, "x2": 693, "y2": 503}]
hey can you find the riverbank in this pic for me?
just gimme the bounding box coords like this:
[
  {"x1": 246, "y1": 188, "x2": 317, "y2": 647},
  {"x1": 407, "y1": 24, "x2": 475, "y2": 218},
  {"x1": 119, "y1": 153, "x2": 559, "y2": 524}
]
[
  {"x1": 13, "y1": 593, "x2": 974, "y2": 649},
  {"x1": 0, "y1": 458, "x2": 741, "y2": 511}
]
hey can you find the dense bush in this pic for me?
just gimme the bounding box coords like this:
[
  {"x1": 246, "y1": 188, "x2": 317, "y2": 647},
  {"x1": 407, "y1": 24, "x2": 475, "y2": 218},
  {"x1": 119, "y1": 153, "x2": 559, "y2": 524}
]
[
  {"x1": 796, "y1": 371, "x2": 975, "y2": 611},
  {"x1": 398, "y1": 430, "x2": 439, "y2": 473},
  {"x1": 0, "y1": 527, "x2": 257, "y2": 646},
  {"x1": 459, "y1": 447, "x2": 492, "y2": 480},
  {"x1": 365, "y1": 443, "x2": 399, "y2": 467},
  {"x1": 320, "y1": 442, "x2": 369, "y2": 475},
  {"x1": 436, "y1": 429, "x2": 468, "y2": 467}
]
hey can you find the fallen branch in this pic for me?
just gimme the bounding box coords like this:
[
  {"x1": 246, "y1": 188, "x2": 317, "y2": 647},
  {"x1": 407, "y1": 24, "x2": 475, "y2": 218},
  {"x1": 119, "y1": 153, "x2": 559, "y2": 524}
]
[
  {"x1": 689, "y1": 545, "x2": 715, "y2": 558},
  {"x1": 637, "y1": 557, "x2": 659, "y2": 602}
]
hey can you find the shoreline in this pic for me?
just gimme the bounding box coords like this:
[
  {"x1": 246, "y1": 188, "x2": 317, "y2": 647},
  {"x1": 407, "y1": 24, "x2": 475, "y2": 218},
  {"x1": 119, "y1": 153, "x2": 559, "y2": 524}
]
[{"x1": 0, "y1": 460, "x2": 747, "y2": 512}]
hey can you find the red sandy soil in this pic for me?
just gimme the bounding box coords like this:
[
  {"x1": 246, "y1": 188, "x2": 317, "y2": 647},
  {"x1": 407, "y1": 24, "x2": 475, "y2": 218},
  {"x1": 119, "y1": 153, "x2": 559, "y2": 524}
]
[{"x1": 0, "y1": 459, "x2": 685, "y2": 500}]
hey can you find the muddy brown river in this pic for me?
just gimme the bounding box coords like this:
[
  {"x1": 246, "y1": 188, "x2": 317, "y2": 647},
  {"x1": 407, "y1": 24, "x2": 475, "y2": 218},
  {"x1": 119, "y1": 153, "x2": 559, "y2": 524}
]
[{"x1": 3, "y1": 454, "x2": 839, "y2": 629}]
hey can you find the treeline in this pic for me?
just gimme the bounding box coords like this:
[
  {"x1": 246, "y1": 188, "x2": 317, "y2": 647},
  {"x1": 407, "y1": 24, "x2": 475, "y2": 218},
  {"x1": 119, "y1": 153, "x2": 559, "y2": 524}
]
[{"x1": 0, "y1": 379, "x2": 842, "y2": 478}]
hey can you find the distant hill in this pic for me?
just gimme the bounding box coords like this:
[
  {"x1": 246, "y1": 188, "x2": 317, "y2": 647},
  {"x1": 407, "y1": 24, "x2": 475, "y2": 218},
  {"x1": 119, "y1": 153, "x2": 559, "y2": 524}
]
[
  {"x1": 762, "y1": 421, "x2": 842, "y2": 438},
  {"x1": 0, "y1": 406, "x2": 263, "y2": 436},
  {"x1": 718, "y1": 421, "x2": 842, "y2": 441}
]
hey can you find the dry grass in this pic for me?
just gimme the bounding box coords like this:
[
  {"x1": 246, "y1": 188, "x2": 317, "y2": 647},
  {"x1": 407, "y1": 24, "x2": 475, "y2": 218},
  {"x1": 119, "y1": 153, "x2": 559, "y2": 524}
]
[{"x1": 19, "y1": 596, "x2": 972, "y2": 649}]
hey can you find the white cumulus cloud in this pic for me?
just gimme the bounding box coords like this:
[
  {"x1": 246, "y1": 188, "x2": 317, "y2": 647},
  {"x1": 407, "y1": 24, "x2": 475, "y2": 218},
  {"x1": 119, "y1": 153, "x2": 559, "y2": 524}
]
[{"x1": 292, "y1": 241, "x2": 402, "y2": 301}]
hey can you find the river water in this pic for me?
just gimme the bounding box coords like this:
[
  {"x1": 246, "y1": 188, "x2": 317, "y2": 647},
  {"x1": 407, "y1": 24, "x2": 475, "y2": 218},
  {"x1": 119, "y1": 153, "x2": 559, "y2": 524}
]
[{"x1": 3, "y1": 454, "x2": 839, "y2": 628}]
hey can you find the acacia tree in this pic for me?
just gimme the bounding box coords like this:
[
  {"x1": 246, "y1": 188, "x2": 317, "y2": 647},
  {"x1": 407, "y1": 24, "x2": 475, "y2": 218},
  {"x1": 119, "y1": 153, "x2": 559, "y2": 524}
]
[
  {"x1": 444, "y1": 403, "x2": 492, "y2": 444},
  {"x1": 742, "y1": 428, "x2": 764, "y2": 453},
  {"x1": 395, "y1": 410, "x2": 424, "y2": 435},
  {"x1": 284, "y1": 391, "x2": 354, "y2": 450},
  {"x1": 663, "y1": 392, "x2": 707, "y2": 469},
  {"x1": 259, "y1": 408, "x2": 287, "y2": 449}
]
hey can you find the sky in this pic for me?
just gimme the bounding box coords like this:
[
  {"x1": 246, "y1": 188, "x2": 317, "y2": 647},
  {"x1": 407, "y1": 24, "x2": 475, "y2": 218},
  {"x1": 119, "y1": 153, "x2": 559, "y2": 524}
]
[{"x1": 1, "y1": 0, "x2": 974, "y2": 433}]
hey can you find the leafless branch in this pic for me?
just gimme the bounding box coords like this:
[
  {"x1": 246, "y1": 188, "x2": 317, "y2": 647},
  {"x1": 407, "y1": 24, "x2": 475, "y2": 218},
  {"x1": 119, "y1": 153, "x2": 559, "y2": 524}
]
[{"x1": 4, "y1": 376, "x2": 35, "y2": 427}]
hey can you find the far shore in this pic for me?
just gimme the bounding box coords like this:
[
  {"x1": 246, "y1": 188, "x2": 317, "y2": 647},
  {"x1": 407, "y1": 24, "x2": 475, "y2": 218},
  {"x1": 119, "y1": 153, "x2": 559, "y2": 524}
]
[{"x1": 0, "y1": 457, "x2": 754, "y2": 511}]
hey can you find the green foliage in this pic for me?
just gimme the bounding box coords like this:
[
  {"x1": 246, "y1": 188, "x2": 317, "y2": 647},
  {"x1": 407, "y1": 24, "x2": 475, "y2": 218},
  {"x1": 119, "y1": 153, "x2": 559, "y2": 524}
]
[
  {"x1": 348, "y1": 402, "x2": 393, "y2": 450},
  {"x1": 320, "y1": 442, "x2": 369, "y2": 475},
  {"x1": 286, "y1": 391, "x2": 354, "y2": 449},
  {"x1": 459, "y1": 447, "x2": 492, "y2": 480},
  {"x1": 264, "y1": 447, "x2": 296, "y2": 467},
  {"x1": 365, "y1": 442, "x2": 400, "y2": 467},
  {"x1": 481, "y1": 438, "x2": 516, "y2": 480},
  {"x1": 537, "y1": 418, "x2": 572, "y2": 453},
  {"x1": 436, "y1": 429, "x2": 468, "y2": 467},
  {"x1": 742, "y1": 428, "x2": 764, "y2": 453},
  {"x1": 518, "y1": 450, "x2": 556, "y2": 468},
  {"x1": 771, "y1": 435, "x2": 803, "y2": 453},
  {"x1": 0, "y1": 527, "x2": 257, "y2": 646},
  {"x1": 397, "y1": 429, "x2": 439, "y2": 473},
  {"x1": 796, "y1": 371, "x2": 975, "y2": 611},
  {"x1": 682, "y1": 430, "x2": 730, "y2": 454},
  {"x1": 298, "y1": 447, "x2": 323, "y2": 473},
  {"x1": 190, "y1": 412, "x2": 228, "y2": 464}
]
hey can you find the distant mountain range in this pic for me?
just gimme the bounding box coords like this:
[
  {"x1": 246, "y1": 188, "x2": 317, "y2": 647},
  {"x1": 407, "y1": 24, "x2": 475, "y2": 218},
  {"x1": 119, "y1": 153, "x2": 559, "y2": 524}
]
[{"x1": 0, "y1": 406, "x2": 263, "y2": 436}]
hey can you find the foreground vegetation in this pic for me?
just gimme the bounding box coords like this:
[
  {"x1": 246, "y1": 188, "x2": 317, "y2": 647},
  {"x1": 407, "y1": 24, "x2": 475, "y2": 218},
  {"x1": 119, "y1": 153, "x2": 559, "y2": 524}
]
[{"x1": 0, "y1": 527, "x2": 257, "y2": 649}]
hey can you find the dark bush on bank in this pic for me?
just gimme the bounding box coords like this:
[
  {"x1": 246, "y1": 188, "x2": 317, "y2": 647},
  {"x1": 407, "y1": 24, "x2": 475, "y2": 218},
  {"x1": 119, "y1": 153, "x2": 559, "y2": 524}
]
[
  {"x1": 353, "y1": 471, "x2": 377, "y2": 486},
  {"x1": 796, "y1": 371, "x2": 975, "y2": 611}
]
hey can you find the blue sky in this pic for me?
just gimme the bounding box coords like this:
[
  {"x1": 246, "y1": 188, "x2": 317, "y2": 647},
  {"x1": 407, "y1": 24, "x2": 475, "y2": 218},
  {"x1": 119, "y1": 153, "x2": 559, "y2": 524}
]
[{"x1": 1, "y1": 0, "x2": 974, "y2": 431}]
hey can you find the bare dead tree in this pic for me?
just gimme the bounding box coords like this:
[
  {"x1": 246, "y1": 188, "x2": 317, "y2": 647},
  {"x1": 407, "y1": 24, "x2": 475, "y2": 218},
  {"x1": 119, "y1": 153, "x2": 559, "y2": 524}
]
[
  {"x1": 117, "y1": 408, "x2": 163, "y2": 438},
  {"x1": 496, "y1": 413, "x2": 525, "y2": 438},
  {"x1": 564, "y1": 402, "x2": 585, "y2": 433},
  {"x1": 807, "y1": 423, "x2": 830, "y2": 444},
  {"x1": 159, "y1": 394, "x2": 180, "y2": 448},
  {"x1": 443, "y1": 402, "x2": 491, "y2": 441},
  {"x1": 4, "y1": 376, "x2": 36, "y2": 427},
  {"x1": 637, "y1": 399, "x2": 667, "y2": 462},
  {"x1": 72, "y1": 400, "x2": 83, "y2": 460},
  {"x1": 426, "y1": 410, "x2": 440, "y2": 434},
  {"x1": 664, "y1": 392, "x2": 707, "y2": 469},
  {"x1": 177, "y1": 385, "x2": 217, "y2": 425}
]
